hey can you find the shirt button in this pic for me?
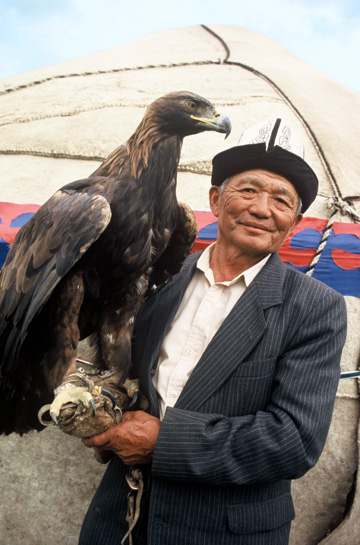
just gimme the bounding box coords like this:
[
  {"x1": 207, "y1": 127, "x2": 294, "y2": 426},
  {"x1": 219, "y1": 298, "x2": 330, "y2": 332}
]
[{"x1": 170, "y1": 390, "x2": 177, "y2": 397}]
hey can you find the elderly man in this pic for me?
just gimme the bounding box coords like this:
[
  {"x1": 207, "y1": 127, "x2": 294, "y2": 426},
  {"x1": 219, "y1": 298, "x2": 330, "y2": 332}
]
[{"x1": 79, "y1": 119, "x2": 347, "y2": 545}]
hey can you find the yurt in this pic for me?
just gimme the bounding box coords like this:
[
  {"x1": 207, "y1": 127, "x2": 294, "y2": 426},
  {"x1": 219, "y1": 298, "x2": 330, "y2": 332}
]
[{"x1": 0, "y1": 25, "x2": 359, "y2": 545}]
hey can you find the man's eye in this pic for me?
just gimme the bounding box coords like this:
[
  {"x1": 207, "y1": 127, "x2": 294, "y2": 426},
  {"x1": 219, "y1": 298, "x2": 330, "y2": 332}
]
[{"x1": 275, "y1": 197, "x2": 289, "y2": 207}]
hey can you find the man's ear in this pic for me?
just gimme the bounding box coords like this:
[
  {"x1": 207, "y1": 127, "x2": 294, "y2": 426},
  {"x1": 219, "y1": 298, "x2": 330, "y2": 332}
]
[
  {"x1": 294, "y1": 213, "x2": 303, "y2": 227},
  {"x1": 209, "y1": 186, "x2": 220, "y2": 217},
  {"x1": 287, "y1": 213, "x2": 303, "y2": 239}
]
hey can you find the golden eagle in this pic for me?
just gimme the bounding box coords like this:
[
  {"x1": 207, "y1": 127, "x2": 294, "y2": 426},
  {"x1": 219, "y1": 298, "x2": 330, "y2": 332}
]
[{"x1": 0, "y1": 91, "x2": 231, "y2": 435}]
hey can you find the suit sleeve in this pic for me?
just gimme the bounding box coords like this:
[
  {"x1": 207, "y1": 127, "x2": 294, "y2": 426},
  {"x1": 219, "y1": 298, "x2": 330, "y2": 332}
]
[{"x1": 151, "y1": 288, "x2": 347, "y2": 486}]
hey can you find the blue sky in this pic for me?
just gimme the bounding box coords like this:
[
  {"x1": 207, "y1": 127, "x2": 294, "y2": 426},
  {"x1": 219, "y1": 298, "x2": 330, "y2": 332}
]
[{"x1": 1, "y1": 0, "x2": 359, "y2": 93}]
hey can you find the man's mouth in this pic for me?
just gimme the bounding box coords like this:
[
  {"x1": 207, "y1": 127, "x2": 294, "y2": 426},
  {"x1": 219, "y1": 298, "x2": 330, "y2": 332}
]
[{"x1": 241, "y1": 222, "x2": 271, "y2": 232}]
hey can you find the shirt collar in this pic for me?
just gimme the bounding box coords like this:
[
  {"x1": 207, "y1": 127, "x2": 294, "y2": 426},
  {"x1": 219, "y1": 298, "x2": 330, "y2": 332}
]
[{"x1": 197, "y1": 243, "x2": 271, "y2": 287}]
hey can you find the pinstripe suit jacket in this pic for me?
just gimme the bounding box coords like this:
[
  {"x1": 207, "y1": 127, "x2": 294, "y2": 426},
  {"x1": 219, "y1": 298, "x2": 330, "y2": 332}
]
[{"x1": 79, "y1": 251, "x2": 347, "y2": 545}]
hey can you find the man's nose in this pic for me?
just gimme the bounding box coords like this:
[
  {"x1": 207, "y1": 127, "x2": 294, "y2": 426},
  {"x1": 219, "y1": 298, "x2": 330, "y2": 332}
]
[{"x1": 249, "y1": 193, "x2": 271, "y2": 217}]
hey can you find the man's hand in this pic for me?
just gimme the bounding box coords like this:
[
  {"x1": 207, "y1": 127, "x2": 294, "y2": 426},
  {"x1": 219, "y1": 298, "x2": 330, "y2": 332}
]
[{"x1": 82, "y1": 411, "x2": 161, "y2": 465}]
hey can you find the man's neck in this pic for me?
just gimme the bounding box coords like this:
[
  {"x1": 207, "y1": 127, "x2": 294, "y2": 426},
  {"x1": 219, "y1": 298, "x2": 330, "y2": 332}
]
[{"x1": 209, "y1": 243, "x2": 270, "y2": 283}]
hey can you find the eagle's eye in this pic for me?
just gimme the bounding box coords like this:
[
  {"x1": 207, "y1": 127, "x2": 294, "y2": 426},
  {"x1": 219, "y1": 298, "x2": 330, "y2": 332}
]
[{"x1": 187, "y1": 100, "x2": 197, "y2": 111}]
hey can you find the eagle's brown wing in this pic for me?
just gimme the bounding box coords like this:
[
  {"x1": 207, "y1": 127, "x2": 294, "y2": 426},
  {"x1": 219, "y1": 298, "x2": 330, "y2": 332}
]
[
  {"x1": 147, "y1": 202, "x2": 197, "y2": 291},
  {"x1": 0, "y1": 185, "x2": 111, "y2": 432},
  {"x1": 0, "y1": 187, "x2": 111, "y2": 353}
]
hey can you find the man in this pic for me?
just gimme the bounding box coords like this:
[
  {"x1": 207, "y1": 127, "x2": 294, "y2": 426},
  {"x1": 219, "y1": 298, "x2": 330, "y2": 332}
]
[{"x1": 79, "y1": 119, "x2": 347, "y2": 545}]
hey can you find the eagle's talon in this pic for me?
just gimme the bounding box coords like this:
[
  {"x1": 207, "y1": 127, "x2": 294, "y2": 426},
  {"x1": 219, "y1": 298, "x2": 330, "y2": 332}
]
[
  {"x1": 50, "y1": 411, "x2": 59, "y2": 426},
  {"x1": 89, "y1": 398, "x2": 96, "y2": 417},
  {"x1": 101, "y1": 388, "x2": 117, "y2": 408},
  {"x1": 127, "y1": 390, "x2": 139, "y2": 410},
  {"x1": 37, "y1": 404, "x2": 56, "y2": 427}
]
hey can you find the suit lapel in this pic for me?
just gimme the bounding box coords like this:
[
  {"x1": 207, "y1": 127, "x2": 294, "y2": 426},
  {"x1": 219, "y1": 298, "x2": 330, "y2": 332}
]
[
  {"x1": 136, "y1": 254, "x2": 199, "y2": 412},
  {"x1": 175, "y1": 252, "x2": 286, "y2": 412}
]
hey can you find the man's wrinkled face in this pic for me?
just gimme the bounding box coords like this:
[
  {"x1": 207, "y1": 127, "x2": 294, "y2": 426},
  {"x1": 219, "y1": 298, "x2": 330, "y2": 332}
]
[{"x1": 209, "y1": 169, "x2": 303, "y2": 257}]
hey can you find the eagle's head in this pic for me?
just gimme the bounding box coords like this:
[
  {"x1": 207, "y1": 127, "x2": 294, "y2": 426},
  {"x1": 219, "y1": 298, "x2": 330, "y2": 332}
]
[
  {"x1": 145, "y1": 91, "x2": 232, "y2": 139},
  {"x1": 127, "y1": 91, "x2": 231, "y2": 180}
]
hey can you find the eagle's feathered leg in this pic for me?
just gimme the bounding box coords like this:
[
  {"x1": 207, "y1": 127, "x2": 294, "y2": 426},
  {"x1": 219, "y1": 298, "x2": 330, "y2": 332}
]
[
  {"x1": 97, "y1": 273, "x2": 149, "y2": 372},
  {"x1": 48, "y1": 274, "x2": 149, "y2": 426},
  {"x1": 45, "y1": 273, "x2": 97, "y2": 423},
  {"x1": 45, "y1": 273, "x2": 85, "y2": 388}
]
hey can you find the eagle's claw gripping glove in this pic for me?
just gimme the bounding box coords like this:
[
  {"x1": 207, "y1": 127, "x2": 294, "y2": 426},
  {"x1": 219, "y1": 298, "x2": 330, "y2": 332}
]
[{"x1": 38, "y1": 366, "x2": 148, "y2": 439}]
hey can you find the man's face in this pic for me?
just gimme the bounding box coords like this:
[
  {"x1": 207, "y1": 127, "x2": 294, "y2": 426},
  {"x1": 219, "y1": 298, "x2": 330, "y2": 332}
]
[{"x1": 209, "y1": 169, "x2": 303, "y2": 257}]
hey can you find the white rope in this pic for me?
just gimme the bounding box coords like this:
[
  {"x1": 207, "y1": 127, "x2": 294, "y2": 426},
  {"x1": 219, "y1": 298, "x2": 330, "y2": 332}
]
[
  {"x1": 330, "y1": 196, "x2": 360, "y2": 222},
  {"x1": 305, "y1": 206, "x2": 336, "y2": 277}
]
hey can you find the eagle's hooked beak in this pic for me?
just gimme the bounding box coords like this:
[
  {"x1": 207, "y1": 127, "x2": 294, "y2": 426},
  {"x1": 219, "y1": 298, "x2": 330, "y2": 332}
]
[{"x1": 191, "y1": 112, "x2": 232, "y2": 139}]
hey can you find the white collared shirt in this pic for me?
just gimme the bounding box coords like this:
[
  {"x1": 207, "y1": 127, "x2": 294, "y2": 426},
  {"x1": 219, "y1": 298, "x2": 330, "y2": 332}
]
[{"x1": 152, "y1": 244, "x2": 270, "y2": 419}]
